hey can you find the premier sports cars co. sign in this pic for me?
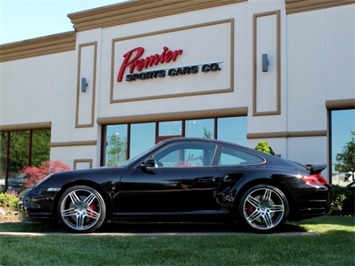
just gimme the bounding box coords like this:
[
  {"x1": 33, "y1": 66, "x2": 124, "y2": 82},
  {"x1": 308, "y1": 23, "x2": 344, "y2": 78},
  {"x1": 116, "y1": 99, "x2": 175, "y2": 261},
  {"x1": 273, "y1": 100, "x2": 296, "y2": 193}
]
[
  {"x1": 110, "y1": 20, "x2": 232, "y2": 102},
  {"x1": 117, "y1": 46, "x2": 222, "y2": 83}
]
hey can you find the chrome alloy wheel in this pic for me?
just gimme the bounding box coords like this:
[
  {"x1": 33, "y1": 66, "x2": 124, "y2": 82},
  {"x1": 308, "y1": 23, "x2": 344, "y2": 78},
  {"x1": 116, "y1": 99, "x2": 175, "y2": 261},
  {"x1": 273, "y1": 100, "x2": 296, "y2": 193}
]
[
  {"x1": 240, "y1": 185, "x2": 288, "y2": 232},
  {"x1": 58, "y1": 185, "x2": 106, "y2": 233}
]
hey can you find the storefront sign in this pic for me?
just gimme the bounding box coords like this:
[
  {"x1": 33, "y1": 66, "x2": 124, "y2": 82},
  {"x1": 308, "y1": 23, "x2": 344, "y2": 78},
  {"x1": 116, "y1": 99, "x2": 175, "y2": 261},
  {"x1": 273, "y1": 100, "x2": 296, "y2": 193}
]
[
  {"x1": 117, "y1": 46, "x2": 222, "y2": 82},
  {"x1": 110, "y1": 19, "x2": 233, "y2": 103}
]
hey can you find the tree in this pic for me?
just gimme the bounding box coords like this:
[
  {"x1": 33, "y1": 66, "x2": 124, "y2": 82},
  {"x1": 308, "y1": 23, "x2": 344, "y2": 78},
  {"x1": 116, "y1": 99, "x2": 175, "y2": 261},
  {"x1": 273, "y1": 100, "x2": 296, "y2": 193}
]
[
  {"x1": 21, "y1": 160, "x2": 71, "y2": 188},
  {"x1": 334, "y1": 131, "x2": 355, "y2": 174},
  {"x1": 203, "y1": 127, "x2": 212, "y2": 139},
  {"x1": 255, "y1": 141, "x2": 275, "y2": 155},
  {"x1": 106, "y1": 133, "x2": 127, "y2": 166}
]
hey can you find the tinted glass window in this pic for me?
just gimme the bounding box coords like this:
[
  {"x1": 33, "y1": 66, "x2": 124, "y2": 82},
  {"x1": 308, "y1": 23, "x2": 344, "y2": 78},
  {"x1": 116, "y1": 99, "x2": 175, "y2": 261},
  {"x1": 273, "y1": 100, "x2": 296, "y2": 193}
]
[
  {"x1": 102, "y1": 116, "x2": 247, "y2": 166},
  {"x1": 217, "y1": 147, "x2": 263, "y2": 166},
  {"x1": 0, "y1": 129, "x2": 51, "y2": 192},
  {"x1": 185, "y1": 119, "x2": 214, "y2": 138},
  {"x1": 105, "y1": 125, "x2": 128, "y2": 166},
  {"x1": 31, "y1": 129, "x2": 50, "y2": 166},
  {"x1": 130, "y1": 123, "x2": 155, "y2": 158},
  {"x1": 159, "y1": 121, "x2": 182, "y2": 136},
  {"x1": 217, "y1": 117, "x2": 247, "y2": 146},
  {"x1": 331, "y1": 109, "x2": 355, "y2": 185},
  {"x1": 153, "y1": 142, "x2": 216, "y2": 167}
]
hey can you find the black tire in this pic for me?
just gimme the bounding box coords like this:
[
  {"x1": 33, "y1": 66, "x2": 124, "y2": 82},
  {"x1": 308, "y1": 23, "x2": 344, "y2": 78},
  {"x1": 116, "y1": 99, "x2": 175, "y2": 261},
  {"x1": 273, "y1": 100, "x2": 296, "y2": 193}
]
[
  {"x1": 237, "y1": 184, "x2": 289, "y2": 232},
  {"x1": 57, "y1": 185, "x2": 106, "y2": 233}
]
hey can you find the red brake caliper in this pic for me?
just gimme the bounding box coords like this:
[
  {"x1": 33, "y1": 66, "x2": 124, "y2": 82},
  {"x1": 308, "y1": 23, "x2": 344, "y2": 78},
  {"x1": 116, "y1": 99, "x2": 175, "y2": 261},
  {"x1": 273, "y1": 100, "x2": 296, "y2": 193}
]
[
  {"x1": 89, "y1": 201, "x2": 97, "y2": 220},
  {"x1": 246, "y1": 203, "x2": 254, "y2": 215}
]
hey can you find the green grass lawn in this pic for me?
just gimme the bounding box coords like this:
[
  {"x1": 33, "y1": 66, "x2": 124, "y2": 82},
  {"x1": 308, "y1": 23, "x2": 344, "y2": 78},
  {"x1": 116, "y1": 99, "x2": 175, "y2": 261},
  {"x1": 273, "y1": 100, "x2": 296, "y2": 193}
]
[{"x1": 0, "y1": 215, "x2": 354, "y2": 265}]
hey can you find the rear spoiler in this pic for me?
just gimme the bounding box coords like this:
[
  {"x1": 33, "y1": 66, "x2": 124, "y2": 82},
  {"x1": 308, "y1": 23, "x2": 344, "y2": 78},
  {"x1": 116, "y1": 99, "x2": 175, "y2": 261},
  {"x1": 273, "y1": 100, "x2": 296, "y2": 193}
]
[{"x1": 306, "y1": 164, "x2": 327, "y2": 174}]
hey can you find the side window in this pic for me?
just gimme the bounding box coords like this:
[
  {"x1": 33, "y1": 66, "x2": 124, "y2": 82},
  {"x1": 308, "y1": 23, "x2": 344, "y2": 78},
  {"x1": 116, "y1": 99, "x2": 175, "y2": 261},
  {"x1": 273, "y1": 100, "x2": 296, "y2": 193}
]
[
  {"x1": 217, "y1": 147, "x2": 264, "y2": 166},
  {"x1": 154, "y1": 143, "x2": 216, "y2": 167}
]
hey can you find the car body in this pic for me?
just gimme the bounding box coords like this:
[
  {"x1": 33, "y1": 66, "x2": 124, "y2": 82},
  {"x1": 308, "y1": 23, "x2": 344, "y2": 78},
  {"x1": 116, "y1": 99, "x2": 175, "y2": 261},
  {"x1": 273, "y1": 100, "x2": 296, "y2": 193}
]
[
  {"x1": 19, "y1": 137, "x2": 332, "y2": 233},
  {"x1": 8, "y1": 174, "x2": 27, "y2": 193}
]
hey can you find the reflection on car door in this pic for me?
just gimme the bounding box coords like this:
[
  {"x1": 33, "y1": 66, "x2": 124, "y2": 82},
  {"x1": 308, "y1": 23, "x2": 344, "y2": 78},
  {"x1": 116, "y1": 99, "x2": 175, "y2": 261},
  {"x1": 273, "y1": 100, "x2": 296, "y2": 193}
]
[
  {"x1": 116, "y1": 166, "x2": 221, "y2": 213},
  {"x1": 115, "y1": 141, "x2": 221, "y2": 213}
]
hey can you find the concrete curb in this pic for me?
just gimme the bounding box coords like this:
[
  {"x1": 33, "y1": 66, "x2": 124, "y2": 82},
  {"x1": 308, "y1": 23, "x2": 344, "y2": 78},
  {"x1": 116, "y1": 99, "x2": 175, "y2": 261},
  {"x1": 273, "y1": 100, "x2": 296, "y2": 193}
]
[{"x1": 0, "y1": 231, "x2": 320, "y2": 237}]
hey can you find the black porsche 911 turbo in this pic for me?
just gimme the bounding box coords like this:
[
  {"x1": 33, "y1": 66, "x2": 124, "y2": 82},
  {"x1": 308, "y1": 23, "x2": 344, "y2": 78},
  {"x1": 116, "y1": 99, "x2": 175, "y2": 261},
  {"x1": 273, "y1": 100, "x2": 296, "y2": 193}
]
[{"x1": 19, "y1": 137, "x2": 332, "y2": 233}]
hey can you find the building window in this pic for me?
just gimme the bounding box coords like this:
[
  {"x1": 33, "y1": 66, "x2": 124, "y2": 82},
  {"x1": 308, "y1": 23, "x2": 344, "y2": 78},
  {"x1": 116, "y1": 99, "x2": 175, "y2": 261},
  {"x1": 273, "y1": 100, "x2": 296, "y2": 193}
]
[
  {"x1": 102, "y1": 116, "x2": 247, "y2": 166},
  {"x1": 217, "y1": 117, "x2": 248, "y2": 146},
  {"x1": 104, "y1": 125, "x2": 128, "y2": 167},
  {"x1": 130, "y1": 123, "x2": 155, "y2": 158},
  {"x1": 0, "y1": 129, "x2": 51, "y2": 192},
  {"x1": 331, "y1": 109, "x2": 355, "y2": 186},
  {"x1": 159, "y1": 121, "x2": 182, "y2": 137},
  {"x1": 185, "y1": 119, "x2": 214, "y2": 138}
]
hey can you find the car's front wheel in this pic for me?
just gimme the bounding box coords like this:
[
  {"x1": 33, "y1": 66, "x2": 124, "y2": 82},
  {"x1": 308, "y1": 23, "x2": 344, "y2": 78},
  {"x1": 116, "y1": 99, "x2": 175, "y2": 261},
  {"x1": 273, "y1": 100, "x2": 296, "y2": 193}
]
[
  {"x1": 58, "y1": 185, "x2": 106, "y2": 233},
  {"x1": 237, "y1": 184, "x2": 289, "y2": 232}
]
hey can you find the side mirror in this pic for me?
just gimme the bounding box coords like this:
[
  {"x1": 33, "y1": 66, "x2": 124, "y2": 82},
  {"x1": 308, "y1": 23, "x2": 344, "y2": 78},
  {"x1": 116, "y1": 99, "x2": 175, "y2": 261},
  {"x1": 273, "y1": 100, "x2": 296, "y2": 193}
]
[{"x1": 140, "y1": 158, "x2": 157, "y2": 169}]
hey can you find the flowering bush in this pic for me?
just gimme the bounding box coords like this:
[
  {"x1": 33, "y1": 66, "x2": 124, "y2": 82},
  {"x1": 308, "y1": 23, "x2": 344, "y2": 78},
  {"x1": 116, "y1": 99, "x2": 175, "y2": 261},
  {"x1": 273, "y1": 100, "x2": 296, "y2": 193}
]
[
  {"x1": 21, "y1": 160, "x2": 71, "y2": 189},
  {"x1": 0, "y1": 192, "x2": 18, "y2": 211}
]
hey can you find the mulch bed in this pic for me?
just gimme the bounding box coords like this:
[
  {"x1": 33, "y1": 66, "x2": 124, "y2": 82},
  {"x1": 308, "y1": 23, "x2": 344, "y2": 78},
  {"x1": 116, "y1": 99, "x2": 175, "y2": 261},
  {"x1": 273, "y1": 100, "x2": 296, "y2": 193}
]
[{"x1": 0, "y1": 206, "x2": 20, "y2": 223}]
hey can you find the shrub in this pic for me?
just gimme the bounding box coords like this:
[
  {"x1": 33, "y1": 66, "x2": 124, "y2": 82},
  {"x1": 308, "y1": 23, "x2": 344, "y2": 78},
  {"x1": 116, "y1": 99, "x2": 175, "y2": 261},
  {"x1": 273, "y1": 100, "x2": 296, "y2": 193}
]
[
  {"x1": 255, "y1": 141, "x2": 275, "y2": 155},
  {"x1": 0, "y1": 192, "x2": 19, "y2": 211},
  {"x1": 330, "y1": 184, "x2": 354, "y2": 214},
  {"x1": 21, "y1": 160, "x2": 71, "y2": 189}
]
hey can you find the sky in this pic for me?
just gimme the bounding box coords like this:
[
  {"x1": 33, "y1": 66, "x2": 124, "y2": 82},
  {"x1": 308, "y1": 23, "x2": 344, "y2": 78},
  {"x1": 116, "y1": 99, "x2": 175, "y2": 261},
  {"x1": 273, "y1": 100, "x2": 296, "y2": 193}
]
[{"x1": 0, "y1": 0, "x2": 128, "y2": 45}]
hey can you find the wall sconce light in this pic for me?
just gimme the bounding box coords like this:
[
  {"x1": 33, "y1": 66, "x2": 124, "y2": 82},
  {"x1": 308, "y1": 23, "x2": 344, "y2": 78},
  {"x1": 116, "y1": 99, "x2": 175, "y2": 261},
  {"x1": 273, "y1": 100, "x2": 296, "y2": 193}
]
[
  {"x1": 81, "y1": 77, "x2": 88, "y2": 92},
  {"x1": 262, "y1": 54, "x2": 269, "y2": 72}
]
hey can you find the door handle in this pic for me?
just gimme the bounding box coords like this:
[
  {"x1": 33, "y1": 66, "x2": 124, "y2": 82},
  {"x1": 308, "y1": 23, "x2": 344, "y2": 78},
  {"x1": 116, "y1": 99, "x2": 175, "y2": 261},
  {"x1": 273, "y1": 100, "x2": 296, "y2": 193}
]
[{"x1": 222, "y1": 175, "x2": 231, "y2": 182}]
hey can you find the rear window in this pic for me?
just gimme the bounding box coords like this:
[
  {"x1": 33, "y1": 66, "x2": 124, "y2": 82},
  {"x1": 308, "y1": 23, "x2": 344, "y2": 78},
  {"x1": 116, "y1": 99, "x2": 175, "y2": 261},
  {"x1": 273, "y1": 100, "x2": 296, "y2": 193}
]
[{"x1": 217, "y1": 146, "x2": 264, "y2": 166}]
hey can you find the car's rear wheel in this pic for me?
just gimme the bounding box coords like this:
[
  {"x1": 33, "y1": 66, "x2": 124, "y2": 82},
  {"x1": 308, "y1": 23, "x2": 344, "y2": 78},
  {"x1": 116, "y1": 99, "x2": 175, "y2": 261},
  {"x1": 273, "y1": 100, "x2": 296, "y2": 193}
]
[
  {"x1": 58, "y1": 185, "x2": 106, "y2": 233},
  {"x1": 237, "y1": 184, "x2": 289, "y2": 232}
]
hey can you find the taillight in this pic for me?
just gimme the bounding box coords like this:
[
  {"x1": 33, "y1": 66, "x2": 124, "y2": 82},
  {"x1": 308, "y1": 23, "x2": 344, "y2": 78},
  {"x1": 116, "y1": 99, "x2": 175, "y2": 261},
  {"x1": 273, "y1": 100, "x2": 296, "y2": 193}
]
[{"x1": 301, "y1": 173, "x2": 328, "y2": 185}]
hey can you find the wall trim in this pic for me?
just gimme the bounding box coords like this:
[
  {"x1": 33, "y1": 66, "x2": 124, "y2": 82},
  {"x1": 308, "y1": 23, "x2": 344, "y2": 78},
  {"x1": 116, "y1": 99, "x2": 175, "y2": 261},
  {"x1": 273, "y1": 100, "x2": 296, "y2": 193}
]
[
  {"x1": 97, "y1": 107, "x2": 248, "y2": 125},
  {"x1": 247, "y1": 130, "x2": 327, "y2": 139},
  {"x1": 0, "y1": 122, "x2": 51, "y2": 132},
  {"x1": 252, "y1": 10, "x2": 281, "y2": 116},
  {"x1": 50, "y1": 140, "x2": 97, "y2": 148},
  {"x1": 74, "y1": 159, "x2": 93, "y2": 170},
  {"x1": 0, "y1": 32, "x2": 75, "y2": 62},
  {"x1": 325, "y1": 99, "x2": 355, "y2": 110},
  {"x1": 285, "y1": 0, "x2": 355, "y2": 14},
  {"x1": 75, "y1": 42, "x2": 97, "y2": 128}
]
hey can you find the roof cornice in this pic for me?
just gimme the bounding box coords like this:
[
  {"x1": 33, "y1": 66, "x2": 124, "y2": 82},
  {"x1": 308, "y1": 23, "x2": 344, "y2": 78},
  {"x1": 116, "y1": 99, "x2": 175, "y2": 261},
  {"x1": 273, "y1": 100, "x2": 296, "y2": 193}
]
[
  {"x1": 0, "y1": 32, "x2": 75, "y2": 62},
  {"x1": 285, "y1": 0, "x2": 355, "y2": 14},
  {"x1": 68, "y1": 0, "x2": 247, "y2": 32}
]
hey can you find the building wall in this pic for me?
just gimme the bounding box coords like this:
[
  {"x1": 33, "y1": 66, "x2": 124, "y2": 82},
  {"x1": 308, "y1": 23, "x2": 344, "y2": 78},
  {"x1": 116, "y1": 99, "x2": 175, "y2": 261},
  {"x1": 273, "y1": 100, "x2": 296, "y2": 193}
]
[{"x1": 285, "y1": 4, "x2": 354, "y2": 168}]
